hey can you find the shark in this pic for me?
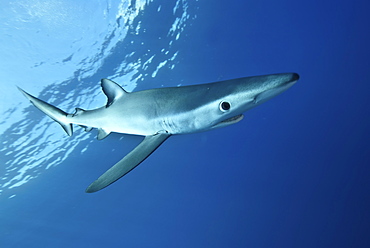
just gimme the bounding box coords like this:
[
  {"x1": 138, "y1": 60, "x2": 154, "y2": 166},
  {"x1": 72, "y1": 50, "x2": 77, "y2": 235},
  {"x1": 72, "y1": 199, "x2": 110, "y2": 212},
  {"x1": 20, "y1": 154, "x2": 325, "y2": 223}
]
[{"x1": 18, "y1": 73, "x2": 299, "y2": 193}]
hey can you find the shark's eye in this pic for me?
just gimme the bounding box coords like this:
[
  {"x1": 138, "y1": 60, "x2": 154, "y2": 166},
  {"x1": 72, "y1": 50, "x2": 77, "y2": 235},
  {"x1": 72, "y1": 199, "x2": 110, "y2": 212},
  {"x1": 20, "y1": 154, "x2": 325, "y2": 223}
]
[{"x1": 219, "y1": 101, "x2": 231, "y2": 112}]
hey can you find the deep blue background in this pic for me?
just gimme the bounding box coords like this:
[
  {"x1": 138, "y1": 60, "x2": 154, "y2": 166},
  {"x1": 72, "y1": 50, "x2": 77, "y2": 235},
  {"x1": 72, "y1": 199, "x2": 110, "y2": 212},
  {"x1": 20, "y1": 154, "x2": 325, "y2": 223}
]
[{"x1": 1, "y1": 0, "x2": 370, "y2": 247}]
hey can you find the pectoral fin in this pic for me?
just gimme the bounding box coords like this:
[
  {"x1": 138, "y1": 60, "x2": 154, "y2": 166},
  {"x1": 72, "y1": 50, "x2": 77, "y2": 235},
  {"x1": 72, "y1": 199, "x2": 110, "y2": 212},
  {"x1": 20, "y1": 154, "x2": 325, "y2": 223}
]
[{"x1": 86, "y1": 133, "x2": 171, "y2": 193}]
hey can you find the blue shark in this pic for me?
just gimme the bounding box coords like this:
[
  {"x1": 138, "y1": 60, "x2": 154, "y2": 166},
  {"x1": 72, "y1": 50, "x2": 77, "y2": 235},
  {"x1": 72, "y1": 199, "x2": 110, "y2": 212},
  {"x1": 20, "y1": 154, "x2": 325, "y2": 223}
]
[{"x1": 18, "y1": 73, "x2": 299, "y2": 192}]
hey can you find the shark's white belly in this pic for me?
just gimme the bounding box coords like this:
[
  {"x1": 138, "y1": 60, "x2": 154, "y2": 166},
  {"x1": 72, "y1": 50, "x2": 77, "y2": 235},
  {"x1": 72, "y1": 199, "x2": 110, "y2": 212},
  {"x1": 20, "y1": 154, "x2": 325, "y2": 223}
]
[{"x1": 67, "y1": 105, "x2": 164, "y2": 136}]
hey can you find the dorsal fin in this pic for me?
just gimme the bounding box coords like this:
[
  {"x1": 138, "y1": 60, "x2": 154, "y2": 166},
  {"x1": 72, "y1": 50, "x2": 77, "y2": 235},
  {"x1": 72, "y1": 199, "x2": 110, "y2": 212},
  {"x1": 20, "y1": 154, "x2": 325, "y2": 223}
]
[
  {"x1": 73, "y1": 108, "x2": 85, "y2": 117},
  {"x1": 101, "y1": 79, "x2": 127, "y2": 107}
]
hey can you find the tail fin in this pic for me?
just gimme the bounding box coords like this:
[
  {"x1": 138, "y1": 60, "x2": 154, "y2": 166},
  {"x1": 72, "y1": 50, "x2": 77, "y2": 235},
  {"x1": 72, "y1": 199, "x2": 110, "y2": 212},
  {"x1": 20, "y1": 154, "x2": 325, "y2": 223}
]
[{"x1": 18, "y1": 87, "x2": 73, "y2": 136}]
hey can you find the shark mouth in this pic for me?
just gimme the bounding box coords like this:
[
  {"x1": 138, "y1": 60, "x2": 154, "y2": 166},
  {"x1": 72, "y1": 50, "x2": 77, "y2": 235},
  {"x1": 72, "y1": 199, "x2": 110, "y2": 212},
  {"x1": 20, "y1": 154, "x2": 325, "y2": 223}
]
[
  {"x1": 212, "y1": 114, "x2": 244, "y2": 129},
  {"x1": 221, "y1": 114, "x2": 244, "y2": 124}
]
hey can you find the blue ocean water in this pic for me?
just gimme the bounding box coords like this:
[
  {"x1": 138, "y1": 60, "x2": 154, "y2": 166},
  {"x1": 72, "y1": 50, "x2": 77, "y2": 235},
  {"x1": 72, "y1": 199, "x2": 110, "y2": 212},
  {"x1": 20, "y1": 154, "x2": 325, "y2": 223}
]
[{"x1": 1, "y1": 0, "x2": 369, "y2": 247}]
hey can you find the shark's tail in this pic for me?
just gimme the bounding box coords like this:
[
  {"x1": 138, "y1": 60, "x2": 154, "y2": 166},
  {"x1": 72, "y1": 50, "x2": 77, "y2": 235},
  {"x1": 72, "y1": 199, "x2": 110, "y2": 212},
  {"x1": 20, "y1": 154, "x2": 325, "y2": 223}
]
[{"x1": 18, "y1": 87, "x2": 73, "y2": 136}]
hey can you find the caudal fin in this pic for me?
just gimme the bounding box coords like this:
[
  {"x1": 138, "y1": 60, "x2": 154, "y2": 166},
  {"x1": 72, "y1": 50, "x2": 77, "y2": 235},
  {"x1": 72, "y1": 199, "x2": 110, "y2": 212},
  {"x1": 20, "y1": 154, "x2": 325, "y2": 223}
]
[{"x1": 18, "y1": 87, "x2": 73, "y2": 136}]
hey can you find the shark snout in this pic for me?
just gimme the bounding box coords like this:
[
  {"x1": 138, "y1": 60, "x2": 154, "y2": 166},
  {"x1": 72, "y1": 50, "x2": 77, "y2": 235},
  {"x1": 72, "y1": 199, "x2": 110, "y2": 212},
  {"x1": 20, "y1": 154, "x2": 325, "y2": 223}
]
[
  {"x1": 290, "y1": 73, "x2": 300, "y2": 82},
  {"x1": 279, "y1": 72, "x2": 299, "y2": 86},
  {"x1": 276, "y1": 72, "x2": 299, "y2": 89},
  {"x1": 253, "y1": 73, "x2": 299, "y2": 104},
  {"x1": 287, "y1": 73, "x2": 299, "y2": 87}
]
